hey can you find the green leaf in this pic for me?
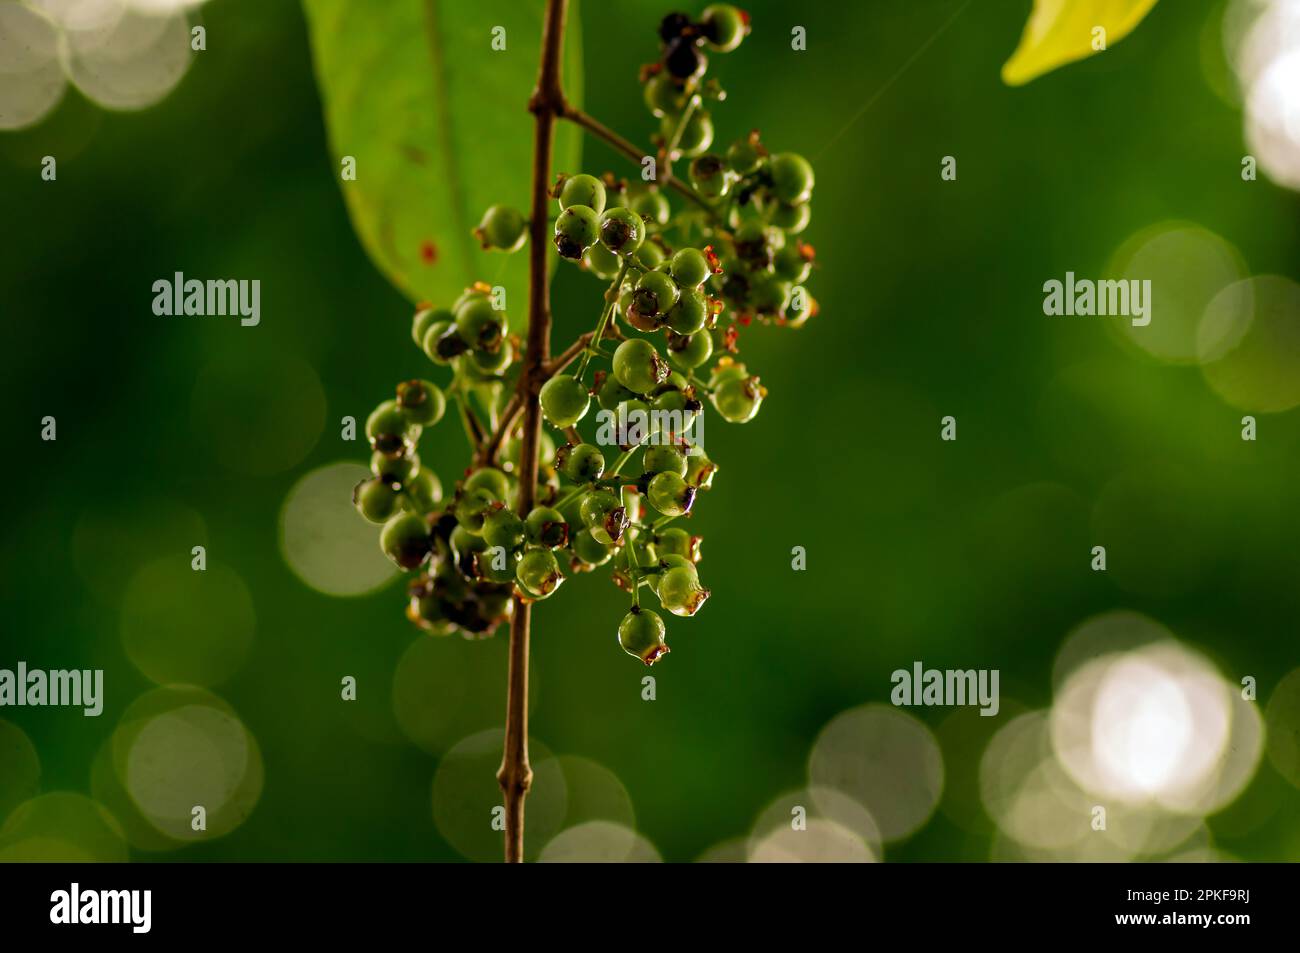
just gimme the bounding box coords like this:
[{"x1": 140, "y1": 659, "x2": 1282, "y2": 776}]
[
  {"x1": 1002, "y1": 0, "x2": 1158, "y2": 86},
  {"x1": 302, "y1": 0, "x2": 583, "y2": 320}
]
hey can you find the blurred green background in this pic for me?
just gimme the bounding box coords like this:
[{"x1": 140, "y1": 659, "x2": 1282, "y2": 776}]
[{"x1": 2, "y1": 0, "x2": 1299, "y2": 862}]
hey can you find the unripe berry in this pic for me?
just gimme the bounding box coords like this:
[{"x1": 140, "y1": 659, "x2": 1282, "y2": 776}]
[
  {"x1": 422, "y1": 320, "x2": 465, "y2": 365},
  {"x1": 403, "y1": 467, "x2": 443, "y2": 513},
  {"x1": 396, "y1": 379, "x2": 446, "y2": 427},
  {"x1": 658, "y1": 564, "x2": 710, "y2": 617},
  {"x1": 516, "y1": 548, "x2": 563, "y2": 598},
  {"x1": 664, "y1": 36, "x2": 706, "y2": 81},
  {"x1": 700, "y1": 3, "x2": 747, "y2": 52},
  {"x1": 455, "y1": 486, "x2": 498, "y2": 533},
  {"x1": 612, "y1": 338, "x2": 670, "y2": 395},
  {"x1": 633, "y1": 270, "x2": 680, "y2": 317},
  {"x1": 571, "y1": 527, "x2": 613, "y2": 566},
  {"x1": 768, "y1": 200, "x2": 810, "y2": 234},
  {"x1": 750, "y1": 273, "x2": 792, "y2": 316},
  {"x1": 618, "y1": 606, "x2": 669, "y2": 665},
  {"x1": 559, "y1": 442, "x2": 606, "y2": 483},
  {"x1": 367, "y1": 400, "x2": 420, "y2": 455},
  {"x1": 464, "y1": 466, "x2": 511, "y2": 501},
  {"x1": 482, "y1": 506, "x2": 526, "y2": 551},
  {"x1": 773, "y1": 243, "x2": 814, "y2": 284},
  {"x1": 412, "y1": 307, "x2": 453, "y2": 347},
  {"x1": 558, "y1": 174, "x2": 607, "y2": 215},
  {"x1": 579, "y1": 489, "x2": 628, "y2": 544},
  {"x1": 630, "y1": 189, "x2": 671, "y2": 227},
  {"x1": 597, "y1": 374, "x2": 639, "y2": 411},
  {"x1": 726, "y1": 135, "x2": 763, "y2": 175},
  {"x1": 647, "y1": 471, "x2": 696, "y2": 517},
  {"x1": 372, "y1": 449, "x2": 419, "y2": 488},
  {"x1": 667, "y1": 328, "x2": 713, "y2": 369},
  {"x1": 664, "y1": 109, "x2": 713, "y2": 157},
  {"x1": 768, "y1": 152, "x2": 815, "y2": 205},
  {"x1": 354, "y1": 477, "x2": 401, "y2": 523},
  {"x1": 455, "y1": 296, "x2": 506, "y2": 352},
  {"x1": 381, "y1": 512, "x2": 432, "y2": 570},
  {"x1": 642, "y1": 444, "x2": 687, "y2": 478},
  {"x1": 635, "y1": 241, "x2": 667, "y2": 270},
  {"x1": 598, "y1": 206, "x2": 645, "y2": 256},
  {"x1": 540, "y1": 374, "x2": 591, "y2": 428},
  {"x1": 467, "y1": 339, "x2": 513, "y2": 376},
  {"x1": 554, "y1": 204, "x2": 600, "y2": 259},
  {"x1": 656, "y1": 526, "x2": 701, "y2": 562},
  {"x1": 643, "y1": 72, "x2": 688, "y2": 118},
  {"x1": 786, "y1": 288, "x2": 816, "y2": 328},
  {"x1": 524, "y1": 506, "x2": 569, "y2": 548},
  {"x1": 666, "y1": 288, "x2": 708, "y2": 334},
  {"x1": 451, "y1": 523, "x2": 489, "y2": 567},
  {"x1": 712, "y1": 374, "x2": 765, "y2": 423},
  {"x1": 689, "y1": 153, "x2": 730, "y2": 199},
  {"x1": 734, "y1": 219, "x2": 782, "y2": 269},
  {"x1": 584, "y1": 241, "x2": 622, "y2": 279},
  {"x1": 474, "y1": 204, "x2": 527, "y2": 252},
  {"x1": 684, "y1": 450, "x2": 717, "y2": 490},
  {"x1": 476, "y1": 546, "x2": 520, "y2": 584},
  {"x1": 669, "y1": 248, "x2": 710, "y2": 288}
]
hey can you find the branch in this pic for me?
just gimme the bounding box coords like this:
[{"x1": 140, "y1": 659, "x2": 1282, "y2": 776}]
[
  {"x1": 476, "y1": 390, "x2": 524, "y2": 468},
  {"x1": 558, "y1": 104, "x2": 714, "y2": 215},
  {"x1": 496, "y1": 0, "x2": 569, "y2": 865}
]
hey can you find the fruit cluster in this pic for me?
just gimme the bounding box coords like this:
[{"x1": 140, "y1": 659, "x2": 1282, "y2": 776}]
[{"x1": 352, "y1": 4, "x2": 817, "y2": 664}]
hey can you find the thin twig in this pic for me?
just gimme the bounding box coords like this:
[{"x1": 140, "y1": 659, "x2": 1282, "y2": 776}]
[
  {"x1": 477, "y1": 390, "x2": 524, "y2": 468},
  {"x1": 496, "y1": 0, "x2": 569, "y2": 865}
]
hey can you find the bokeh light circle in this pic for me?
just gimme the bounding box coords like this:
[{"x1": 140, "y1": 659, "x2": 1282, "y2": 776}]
[
  {"x1": 0, "y1": 720, "x2": 41, "y2": 823},
  {"x1": 120, "y1": 558, "x2": 255, "y2": 685},
  {"x1": 0, "y1": 2, "x2": 68, "y2": 130},
  {"x1": 280, "y1": 462, "x2": 397, "y2": 597},
  {"x1": 538, "y1": 821, "x2": 661, "y2": 863},
  {"x1": 0, "y1": 792, "x2": 127, "y2": 861},
  {"x1": 747, "y1": 787, "x2": 881, "y2": 862},
  {"x1": 1266, "y1": 667, "x2": 1300, "y2": 789},
  {"x1": 73, "y1": 497, "x2": 207, "y2": 603},
  {"x1": 1198, "y1": 275, "x2": 1300, "y2": 412},
  {"x1": 60, "y1": 6, "x2": 194, "y2": 110},
  {"x1": 808, "y1": 704, "x2": 943, "y2": 843}
]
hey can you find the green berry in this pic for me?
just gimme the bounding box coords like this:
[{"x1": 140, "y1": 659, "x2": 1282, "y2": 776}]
[
  {"x1": 651, "y1": 389, "x2": 699, "y2": 439},
  {"x1": 669, "y1": 248, "x2": 710, "y2": 288},
  {"x1": 768, "y1": 152, "x2": 815, "y2": 205},
  {"x1": 396, "y1": 379, "x2": 446, "y2": 427},
  {"x1": 667, "y1": 329, "x2": 713, "y2": 369},
  {"x1": 786, "y1": 287, "x2": 815, "y2": 328},
  {"x1": 635, "y1": 241, "x2": 666, "y2": 270},
  {"x1": 354, "y1": 478, "x2": 400, "y2": 523},
  {"x1": 700, "y1": 3, "x2": 747, "y2": 52},
  {"x1": 614, "y1": 398, "x2": 657, "y2": 448},
  {"x1": 642, "y1": 444, "x2": 687, "y2": 477},
  {"x1": 618, "y1": 606, "x2": 669, "y2": 665},
  {"x1": 474, "y1": 204, "x2": 527, "y2": 252},
  {"x1": 421, "y1": 320, "x2": 463, "y2": 365},
  {"x1": 477, "y1": 545, "x2": 520, "y2": 584},
  {"x1": 380, "y1": 512, "x2": 432, "y2": 570},
  {"x1": 727, "y1": 135, "x2": 763, "y2": 175},
  {"x1": 646, "y1": 471, "x2": 696, "y2": 517},
  {"x1": 464, "y1": 467, "x2": 511, "y2": 501},
  {"x1": 658, "y1": 564, "x2": 710, "y2": 617},
  {"x1": 468, "y1": 339, "x2": 513, "y2": 375},
  {"x1": 558, "y1": 174, "x2": 607, "y2": 215},
  {"x1": 612, "y1": 338, "x2": 670, "y2": 395},
  {"x1": 451, "y1": 523, "x2": 489, "y2": 564},
  {"x1": 367, "y1": 400, "x2": 420, "y2": 455},
  {"x1": 689, "y1": 153, "x2": 730, "y2": 199},
  {"x1": 598, "y1": 206, "x2": 644, "y2": 256},
  {"x1": 663, "y1": 110, "x2": 713, "y2": 158},
  {"x1": 455, "y1": 486, "x2": 498, "y2": 533},
  {"x1": 571, "y1": 528, "x2": 613, "y2": 566},
  {"x1": 656, "y1": 527, "x2": 701, "y2": 562},
  {"x1": 372, "y1": 449, "x2": 419, "y2": 488},
  {"x1": 712, "y1": 374, "x2": 765, "y2": 423},
  {"x1": 554, "y1": 204, "x2": 600, "y2": 259},
  {"x1": 540, "y1": 374, "x2": 591, "y2": 428},
  {"x1": 684, "y1": 451, "x2": 717, "y2": 490},
  {"x1": 560, "y1": 442, "x2": 606, "y2": 483},
  {"x1": 709, "y1": 358, "x2": 749, "y2": 388},
  {"x1": 584, "y1": 241, "x2": 622, "y2": 280},
  {"x1": 580, "y1": 490, "x2": 628, "y2": 545},
  {"x1": 773, "y1": 243, "x2": 813, "y2": 284},
  {"x1": 455, "y1": 297, "x2": 507, "y2": 352},
  {"x1": 516, "y1": 548, "x2": 563, "y2": 598},
  {"x1": 630, "y1": 188, "x2": 671, "y2": 227},
  {"x1": 403, "y1": 467, "x2": 442, "y2": 512},
  {"x1": 666, "y1": 288, "x2": 708, "y2": 334},
  {"x1": 597, "y1": 375, "x2": 639, "y2": 411},
  {"x1": 412, "y1": 307, "x2": 453, "y2": 347},
  {"x1": 750, "y1": 273, "x2": 792, "y2": 316},
  {"x1": 769, "y1": 201, "x2": 810, "y2": 233},
  {"x1": 643, "y1": 73, "x2": 687, "y2": 118},
  {"x1": 482, "y1": 506, "x2": 526, "y2": 551},
  {"x1": 634, "y1": 270, "x2": 680, "y2": 316},
  {"x1": 525, "y1": 506, "x2": 569, "y2": 548}
]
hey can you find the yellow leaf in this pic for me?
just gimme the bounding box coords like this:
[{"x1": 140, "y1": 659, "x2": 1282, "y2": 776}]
[{"x1": 1002, "y1": 0, "x2": 1159, "y2": 86}]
